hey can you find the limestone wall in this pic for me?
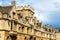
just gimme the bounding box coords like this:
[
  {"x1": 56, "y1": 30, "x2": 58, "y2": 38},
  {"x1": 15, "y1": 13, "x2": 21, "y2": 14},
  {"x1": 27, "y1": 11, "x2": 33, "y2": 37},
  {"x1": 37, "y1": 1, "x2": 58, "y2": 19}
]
[
  {"x1": 56, "y1": 33, "x2": 60, "y2": 40},
  {"x1": 0, "y1": 20, "x2": 10, "y2": 30},
  {"x1": 0, "y1": 31, "x2": 5, "y2": 40}
]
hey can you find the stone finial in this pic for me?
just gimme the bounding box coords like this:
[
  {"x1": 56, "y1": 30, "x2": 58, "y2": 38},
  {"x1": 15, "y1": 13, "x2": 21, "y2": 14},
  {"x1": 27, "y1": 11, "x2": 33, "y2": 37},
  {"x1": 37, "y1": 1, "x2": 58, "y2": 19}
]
[
  {"x1": 11, "y1": 1, "x2": 16, "y2": 12},
  {"x1": 11, "y1": 1, "x2": 16, "y2": 6}
]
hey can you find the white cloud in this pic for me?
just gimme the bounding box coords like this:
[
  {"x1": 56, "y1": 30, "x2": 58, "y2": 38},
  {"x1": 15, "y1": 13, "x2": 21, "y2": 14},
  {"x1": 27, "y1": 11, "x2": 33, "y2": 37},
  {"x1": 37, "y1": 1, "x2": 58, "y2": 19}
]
[
  {"x1": 0, "y1": 2, "x2": 2, "y2": 5},
  {"x1": 32, "y1": 0, "x2": 60, "y2": 12},
  {"x1": 34, "y1": 10, "x2": 51, "y2": 23},
  {"x1": 16, "y1": 0, "x2": 60, "y2": 24},
  {"x1": 32, "y1": 0, "x2": 60, "y2": 23}
]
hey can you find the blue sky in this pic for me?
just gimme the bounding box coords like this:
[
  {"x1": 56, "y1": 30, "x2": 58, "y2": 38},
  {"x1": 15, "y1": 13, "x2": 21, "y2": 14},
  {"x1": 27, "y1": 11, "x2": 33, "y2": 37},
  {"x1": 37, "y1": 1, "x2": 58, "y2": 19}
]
[{"x1": 0, "y1": 0, "x2": 60, "y2": 28}]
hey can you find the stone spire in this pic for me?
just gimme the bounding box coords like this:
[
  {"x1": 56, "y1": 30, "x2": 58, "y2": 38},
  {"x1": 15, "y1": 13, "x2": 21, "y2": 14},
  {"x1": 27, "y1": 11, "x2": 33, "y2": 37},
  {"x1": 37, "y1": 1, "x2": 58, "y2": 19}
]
[
  {"x1": 11, "y1": 0, "x2": 16, "y2": 12},
  {"x1": 11, "y1": 0, "x2": 16, "y2": 6}
]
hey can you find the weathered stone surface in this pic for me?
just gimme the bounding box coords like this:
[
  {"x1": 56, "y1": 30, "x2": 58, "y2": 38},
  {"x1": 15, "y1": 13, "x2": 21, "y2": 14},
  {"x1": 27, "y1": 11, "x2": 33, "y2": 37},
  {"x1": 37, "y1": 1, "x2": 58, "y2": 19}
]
[{"x1": 0, "y1": 1, "x2": 59, "y2": 40}]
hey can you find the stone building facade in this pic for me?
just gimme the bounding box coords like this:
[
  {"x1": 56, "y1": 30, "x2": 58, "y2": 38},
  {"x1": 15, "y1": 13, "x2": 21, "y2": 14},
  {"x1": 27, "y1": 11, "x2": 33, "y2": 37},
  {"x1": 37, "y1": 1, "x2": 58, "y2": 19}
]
[
  {"x1": 0, "y1": 1, "x2": 56, "y2": 40},
  {"x1": 56, "y1": 32, "x2": 60, "y2": 40}
]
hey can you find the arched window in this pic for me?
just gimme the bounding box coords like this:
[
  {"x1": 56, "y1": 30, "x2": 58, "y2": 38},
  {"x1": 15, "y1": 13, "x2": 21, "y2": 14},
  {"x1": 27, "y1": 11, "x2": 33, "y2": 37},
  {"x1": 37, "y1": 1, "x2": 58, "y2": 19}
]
[
  {"x1": 13, "y1": 12, "x2": 16, "y2": 19},
  {"x1": 14, "y1": 21, "x2": 17, "y2": 31},
  {"x1": 10, "y1": 35, "x2": 17, "y2": 40},
  {"x1": 18, "y1": 27, "x2": 21, "y2": 30},
  {"x1": 27, "y1": 27, "x2": 29, "y2": 33},
  {"x1": 34, "y1": 37, "x2": 36, "y2": 40},
  {"x1": 22, "y1": 26, "x2": 24, "y2": 32},
  {"x1": 25, "y1": 37, "x2": 27, "y2": 40},
  {"x1": 18, "y1": 27, "x2": 22, "y2": 32},
  {"x1": 49, "y1": 29, "x2": 51, "y2": 32},
  {"x1": 30, "y1": 36, "x2": 33, "y2": 40},
  {"x1": 7, "y1": 36, "x2": 11, "y2": 40},
  {"x1": 30, "y1": 28, "x2": 32, "y2": 32}
]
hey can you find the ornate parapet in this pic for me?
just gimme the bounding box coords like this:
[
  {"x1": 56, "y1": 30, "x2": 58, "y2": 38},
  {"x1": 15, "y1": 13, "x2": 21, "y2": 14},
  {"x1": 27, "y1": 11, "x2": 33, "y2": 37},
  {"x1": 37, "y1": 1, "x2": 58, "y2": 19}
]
[{"x1": 17, "y1": 5, "x2": 34, "y2": 13}]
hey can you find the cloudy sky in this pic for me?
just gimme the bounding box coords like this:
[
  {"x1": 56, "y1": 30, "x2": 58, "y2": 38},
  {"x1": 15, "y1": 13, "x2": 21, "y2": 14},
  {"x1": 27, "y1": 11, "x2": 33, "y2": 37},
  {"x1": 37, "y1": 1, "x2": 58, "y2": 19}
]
[{"x1": 0, "y1": 0, "x2": 60, "y2": 28}]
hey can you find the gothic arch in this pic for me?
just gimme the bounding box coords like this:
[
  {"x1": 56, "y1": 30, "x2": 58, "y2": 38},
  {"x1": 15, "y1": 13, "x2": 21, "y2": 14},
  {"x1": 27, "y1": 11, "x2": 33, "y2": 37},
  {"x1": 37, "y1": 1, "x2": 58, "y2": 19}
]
[
  {"x1": 29, "y1": 36, "x2": 33, "y2": 40},
  {"x1": 6, "y1": 35, "x2": 12, "y2": 40},
  {"x1": 25, "y1": 37, "x2": 27, "y2": 40},
  {"x1": 34, "y1": 37, "x2": 36, "y2": 40},
  {"x1": 6, "y1": 35, "x2": 17, "y2": 40}
]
